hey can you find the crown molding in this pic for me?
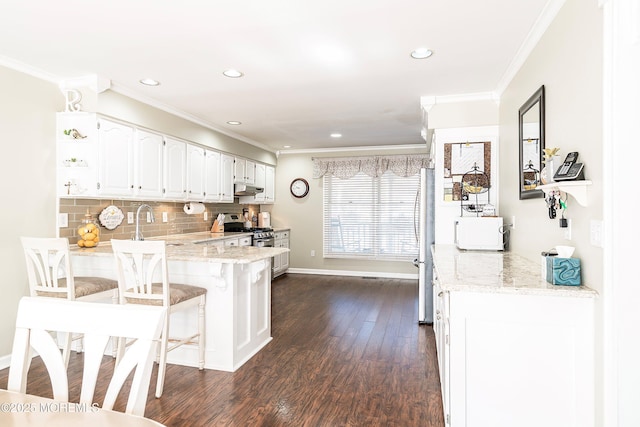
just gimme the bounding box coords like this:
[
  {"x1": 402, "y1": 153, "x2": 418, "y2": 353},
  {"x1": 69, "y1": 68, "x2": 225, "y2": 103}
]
[
  {"x1": 0, "y1": 54, "x2": 60, "y2": 83},
  {"x1": 277, "y1": 143, "x2": 427, "y2": 155},
  {"x1": 108, "y1": 82, "x2": 276, "y2": 153},
  {"x1": 495, "y1": 0, "x2": 566, "y2": 96}
]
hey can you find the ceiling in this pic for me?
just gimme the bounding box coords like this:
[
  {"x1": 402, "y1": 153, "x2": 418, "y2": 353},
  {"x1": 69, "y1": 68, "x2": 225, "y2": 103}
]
[{"x1": 0, "y1": 0, "x2": 553, "y2": 152}]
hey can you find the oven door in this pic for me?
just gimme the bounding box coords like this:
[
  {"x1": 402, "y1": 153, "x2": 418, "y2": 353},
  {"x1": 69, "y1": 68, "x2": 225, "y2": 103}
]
[{"x1": 252, "y1": 237, "x2": 275, "y2": 247}]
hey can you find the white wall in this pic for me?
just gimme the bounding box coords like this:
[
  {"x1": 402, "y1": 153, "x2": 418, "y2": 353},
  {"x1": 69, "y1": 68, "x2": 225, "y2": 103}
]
[
  {"x1": 497, "y1": 0, "x2": 603, "y2": 423},
  {"x1": 602, "y1": 0, "x2": 640, "y2": 425},
  {"x1": 270, "y1": 146, "x2": 428, "y2": 277},
  {"x1": 0, "y1": 66, "x2": 60, "y2": 356}
]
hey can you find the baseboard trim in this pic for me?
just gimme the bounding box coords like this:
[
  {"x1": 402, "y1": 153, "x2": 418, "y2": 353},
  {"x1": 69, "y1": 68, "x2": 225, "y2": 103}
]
[
  {"x1": 0, "y1": 353, "x2": 12, "y2": 370},
  {"x1": 285, "y1": 268, "x2": 418, "y2": 280}
]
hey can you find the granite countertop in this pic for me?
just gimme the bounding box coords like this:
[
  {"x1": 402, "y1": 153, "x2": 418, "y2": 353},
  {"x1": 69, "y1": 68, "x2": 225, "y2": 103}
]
[
  {"x1": 71, "y1": 232, "x2": 288, "y2": 264},
  {"x1": 431, "y1": 244, "x2": 597, "y2": 298}
]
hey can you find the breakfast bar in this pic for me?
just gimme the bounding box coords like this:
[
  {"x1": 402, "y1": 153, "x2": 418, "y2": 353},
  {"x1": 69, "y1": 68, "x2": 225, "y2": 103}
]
[{"x1": 70, "y1": 233, "x2": 289, "y2": 372}]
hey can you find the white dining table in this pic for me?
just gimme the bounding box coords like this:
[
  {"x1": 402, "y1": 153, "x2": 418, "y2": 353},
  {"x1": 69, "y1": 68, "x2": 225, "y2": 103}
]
[{"x1": 0, "y1": 389, "x2": 165, "y2": 426}]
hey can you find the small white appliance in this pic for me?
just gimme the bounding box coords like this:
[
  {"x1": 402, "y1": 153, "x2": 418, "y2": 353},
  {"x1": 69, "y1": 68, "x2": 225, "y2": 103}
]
[
  {"x1": 257, "y1": 212, "x2": 271, "y2": 228},
  {"x1": 455, "y1": 217, "x2": 504, "y2": 250}
]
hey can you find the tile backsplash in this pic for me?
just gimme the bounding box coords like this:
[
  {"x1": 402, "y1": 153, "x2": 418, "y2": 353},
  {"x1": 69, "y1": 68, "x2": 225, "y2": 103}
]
[{"x1": 59, "y1": 198, "x2": 260, "y2": 244}]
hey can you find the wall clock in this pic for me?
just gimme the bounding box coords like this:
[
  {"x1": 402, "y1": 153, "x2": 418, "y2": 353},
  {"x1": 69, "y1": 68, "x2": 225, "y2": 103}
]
[{"x1": 290, "y1": 178, "x2": 309, "y2": 198}]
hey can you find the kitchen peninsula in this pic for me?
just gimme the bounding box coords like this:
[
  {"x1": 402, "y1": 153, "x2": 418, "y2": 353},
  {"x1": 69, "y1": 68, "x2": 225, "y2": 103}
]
[
  {"x1": 70, "y1": 232, "x2": 289, "y2": 372},
  {"x1": 431, "y1": 245, "x2": 596, "y2": 427}
]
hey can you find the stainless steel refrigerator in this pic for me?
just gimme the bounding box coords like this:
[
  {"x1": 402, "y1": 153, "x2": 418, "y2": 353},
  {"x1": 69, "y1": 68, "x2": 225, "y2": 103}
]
[{"x1": 413, "y1": 167, "x2": 435, "y2": 324}]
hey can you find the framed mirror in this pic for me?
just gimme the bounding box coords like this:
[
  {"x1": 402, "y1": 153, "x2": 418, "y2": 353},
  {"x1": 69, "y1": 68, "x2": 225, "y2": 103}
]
[{"x1": 518, "y1": 85, "x2": 545, "y2": 200}]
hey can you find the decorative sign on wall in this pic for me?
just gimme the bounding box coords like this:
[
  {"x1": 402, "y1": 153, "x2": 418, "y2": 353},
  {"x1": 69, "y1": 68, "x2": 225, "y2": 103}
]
[
  {"x1": 443, "y1": 141, "x2": 491, "y2": 202},
  {"x1": 98, "y1": 205, "x2": 124, "y2": 230}
]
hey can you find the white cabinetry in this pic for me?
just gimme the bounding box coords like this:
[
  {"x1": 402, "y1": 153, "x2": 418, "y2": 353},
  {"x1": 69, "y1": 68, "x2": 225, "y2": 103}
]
[
  {"x1": 134, "y1": 129, "x2": 164, "y2": 198},
  {"x1": 56, "y1": 113, "x2": 263, "y2": 203},
  {"x1": 234, "y1": 158, "x2": 255, "y2": 184},
  {"x1": 97, "y1": 118, "x2": 134, "y2": 197},
  {"x1": 187, "y1": 144, "x2": 205, "y2": 200},
  {"x1": 204, "y1": 150, "x2": 221, "y2": 202},
  {"x1": 432, "y1": 247, "x2": 595, "y2": 427},
  {"x1": 220, "y1": 154, "x2": 235, "y2": 202},
  {"x1": 163, "y1": 137, "x2": 187, "y2": 200},
  {"x1": 204, "y1": 150, "x2": 234, "y2": 203},
  {"x1": 253, "y1": 163, "x2": 266, "y2": 203},
  {"x1": 264, "y1": 165, "x2": 275, "y2": 203},
  {"x1": 432, "y1": 276, "x2": 450, "y2": 424},
  {"x1": 273, "y1": 230, "x2": 289, "y2": 278}
]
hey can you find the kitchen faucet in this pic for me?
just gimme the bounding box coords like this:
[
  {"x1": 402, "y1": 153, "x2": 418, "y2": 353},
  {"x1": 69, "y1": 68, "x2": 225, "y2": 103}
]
[{"x1": 133, "y1": 204, "x2": 155, "y2": 241}]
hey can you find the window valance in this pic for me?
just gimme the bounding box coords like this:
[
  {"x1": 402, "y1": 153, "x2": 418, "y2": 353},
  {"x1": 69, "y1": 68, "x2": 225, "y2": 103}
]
[{"x1": 312, "y1": 154, "x2": 431, "y2": 179}]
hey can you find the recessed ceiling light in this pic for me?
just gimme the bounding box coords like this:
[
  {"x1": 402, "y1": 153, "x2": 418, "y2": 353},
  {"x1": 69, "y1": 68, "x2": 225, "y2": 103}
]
[
  {"x1": 139, "y1": 78, "x2": 160, "y2": 86},
  {"x1": 411, "y1": 48, "x2": 434, "y2": 59},
  {"x1": 223, "y1": 69, "x2": 244, "y2": 78},
  {"x1": 226, "y1": 121, "x2": 242, "y2": 125},
  {"x1": 283, "y1": 145, "x2": 291, "y2": 148},
  {"x1": 330, "y1": 133, "x2": 342, "y2": 138}
]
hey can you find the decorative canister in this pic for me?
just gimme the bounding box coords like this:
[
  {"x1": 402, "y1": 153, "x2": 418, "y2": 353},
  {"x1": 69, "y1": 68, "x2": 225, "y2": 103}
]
[{"x1": 77, "y1": 209, "x2": 100, "y2": 248}]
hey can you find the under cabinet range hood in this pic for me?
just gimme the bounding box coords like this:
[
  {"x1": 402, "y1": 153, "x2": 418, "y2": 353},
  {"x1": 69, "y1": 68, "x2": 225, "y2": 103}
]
[{"x1": 234, "y1": 183, "x2": 264, "y2": 196}]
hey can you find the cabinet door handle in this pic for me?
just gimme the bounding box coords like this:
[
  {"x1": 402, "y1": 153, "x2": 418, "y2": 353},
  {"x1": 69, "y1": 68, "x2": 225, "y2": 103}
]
[{"x1": 438, "y1": 292, "x2": 443, "y2": 297}]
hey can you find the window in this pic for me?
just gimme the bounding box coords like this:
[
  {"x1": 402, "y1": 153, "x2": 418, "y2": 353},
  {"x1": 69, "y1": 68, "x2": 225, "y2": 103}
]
[{"x1": 323, "y1": 171, "x2": 419, "y2": 260}]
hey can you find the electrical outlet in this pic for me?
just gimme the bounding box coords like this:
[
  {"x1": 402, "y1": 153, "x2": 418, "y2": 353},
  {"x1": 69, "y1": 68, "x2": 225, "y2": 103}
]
[
  {"x1": 127, "y1": 212, "x2": 134, "y2": 224},
  {"x1": 510, "y1": 216, "x2": 516, "y2": 230},
  {"x1": 310, "y1": 250, "x2": 316, "y2": 257},
  {"x1": 204, "y1": 211, "x2": 208, "y2": 221},
  {"x1": 146, "y1": 212, "x2": 151, "y2": 223},
  {"x1": 162, "y1": 212, "x2": 168, "y2": 223},
  {"x1": 564, "y1": 219, "x2": 572, "y2": 240}
]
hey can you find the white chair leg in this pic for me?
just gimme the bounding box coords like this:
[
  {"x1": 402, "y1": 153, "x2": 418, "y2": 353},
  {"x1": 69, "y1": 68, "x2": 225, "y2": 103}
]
[
  {"x1": 155, "y1": 315, "x2": 169, "y2": 398},
  {"x1": 111, "y1": 289, "x2": 119, "y2": 358},
  {"x1": 61, "y1": 331, "x2": 72, "y2": 369},
  {"x1": 198, "y1": 295, "x2": 205, "y2": 370}
]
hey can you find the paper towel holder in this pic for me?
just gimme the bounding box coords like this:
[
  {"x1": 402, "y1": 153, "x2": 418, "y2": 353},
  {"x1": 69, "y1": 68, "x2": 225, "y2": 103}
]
[{"x1": 183, "y1": 202, "x2": 205, "y2": 215}]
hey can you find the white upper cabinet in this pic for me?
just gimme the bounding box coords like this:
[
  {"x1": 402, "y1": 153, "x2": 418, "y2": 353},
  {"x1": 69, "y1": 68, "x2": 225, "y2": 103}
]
[
  {"x1": 204, "y1": 149, "x2": 221, "y2": 202},
  {"x1": 254, "y1": 163, "x2": 266, "y2": 203},
  {"x1": 264, "y1": 165, "x2": 275, "y2": 203},
  {"x1": 97, "y1": 118, "x2": 134, "y2": 197},
  {"x1": 234, "y1": 157, "x2": 256, "y2": 184},
  {"x1": 56, "y1": 113, "x2": 271, "y2": 203},
  {"x1": 187, "y1": 144, "x2": 205, "y2": 200},
  {"x1": 163, "y1": 137, "x2": 187, "y2": 200},
  {"x1": 220, "y1": 153, "x2": 235, "y2": 202},
  {"x1": 134, "y1": 129, "x2": 164, "y2": 199}
]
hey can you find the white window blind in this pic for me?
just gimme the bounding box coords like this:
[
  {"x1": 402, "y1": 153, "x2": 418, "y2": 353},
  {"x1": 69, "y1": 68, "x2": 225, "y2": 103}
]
[{"x1": 323, "y1": 171, "x2": 420, "y2": 260}]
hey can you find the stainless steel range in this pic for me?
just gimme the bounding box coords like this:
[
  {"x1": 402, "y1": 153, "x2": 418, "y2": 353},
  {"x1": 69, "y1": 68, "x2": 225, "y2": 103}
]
[
  {"x1": 250, "y1": 228, "x2": 275, "y2": 247},
  {"x1": 223, "y1": 221, "x2": 274, "y2": 247}
]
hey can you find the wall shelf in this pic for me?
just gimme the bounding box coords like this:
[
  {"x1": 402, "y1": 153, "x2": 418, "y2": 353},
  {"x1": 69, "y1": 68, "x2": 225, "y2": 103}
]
[{"x1": 537, "y1": 180, "x2": 592, "y2": 207}]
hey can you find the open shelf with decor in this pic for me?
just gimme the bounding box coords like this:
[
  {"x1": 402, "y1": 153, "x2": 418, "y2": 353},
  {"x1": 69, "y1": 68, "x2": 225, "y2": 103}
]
[{"x1": 537, "y1": 180, "x2": 592, "y2": 207}]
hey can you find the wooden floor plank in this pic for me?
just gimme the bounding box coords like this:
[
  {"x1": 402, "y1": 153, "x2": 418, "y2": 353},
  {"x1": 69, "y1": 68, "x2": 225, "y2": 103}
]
[{"x1": 0, "y1": 274, "x2": 444, "y2": 426}]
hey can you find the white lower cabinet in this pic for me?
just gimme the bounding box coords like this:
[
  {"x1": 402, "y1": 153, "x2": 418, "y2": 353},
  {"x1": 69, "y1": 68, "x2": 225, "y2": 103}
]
[
  {"x1": 433, "y1": 283, "x2": 594, "y2": 427},
  {"x1": 273, "y1": 230, "x2": 289, "y2": 278}
]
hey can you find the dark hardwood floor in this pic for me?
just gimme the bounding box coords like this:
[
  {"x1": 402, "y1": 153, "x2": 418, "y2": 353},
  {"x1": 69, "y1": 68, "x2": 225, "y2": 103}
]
[{"x1": 0, "y1": 274, "x2": 444, "y2": 427}]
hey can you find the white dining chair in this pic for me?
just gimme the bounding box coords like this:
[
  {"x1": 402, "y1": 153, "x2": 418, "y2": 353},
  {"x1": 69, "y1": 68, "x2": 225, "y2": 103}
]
[
  {"x1": 20, "y1": 237, "x2": 119, "y2": 366},
  {"x1": 110, "y1": 239, "x2": 207, "y2": 398},
  {"x1": 7, "y1": 296, "x2": 166, "y2": 417}
]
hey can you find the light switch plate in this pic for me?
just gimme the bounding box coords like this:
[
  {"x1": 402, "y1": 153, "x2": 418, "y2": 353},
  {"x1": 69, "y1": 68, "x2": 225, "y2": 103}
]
[
  {"x1": 162, "y1": 212, "x2": 168, "y2": 223},
  {"x1": 146, "y1": 212, "x2": 151, "y2": 223},
  {"x1": 590, "y1": 220, "x2": 603, "y2": 247},
  {"x1": 204, "y1": 211, "x2": 208, "y2": 221},
  {"x1": 58, "y1": 213, "x2": 68, "y2": 228}
]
